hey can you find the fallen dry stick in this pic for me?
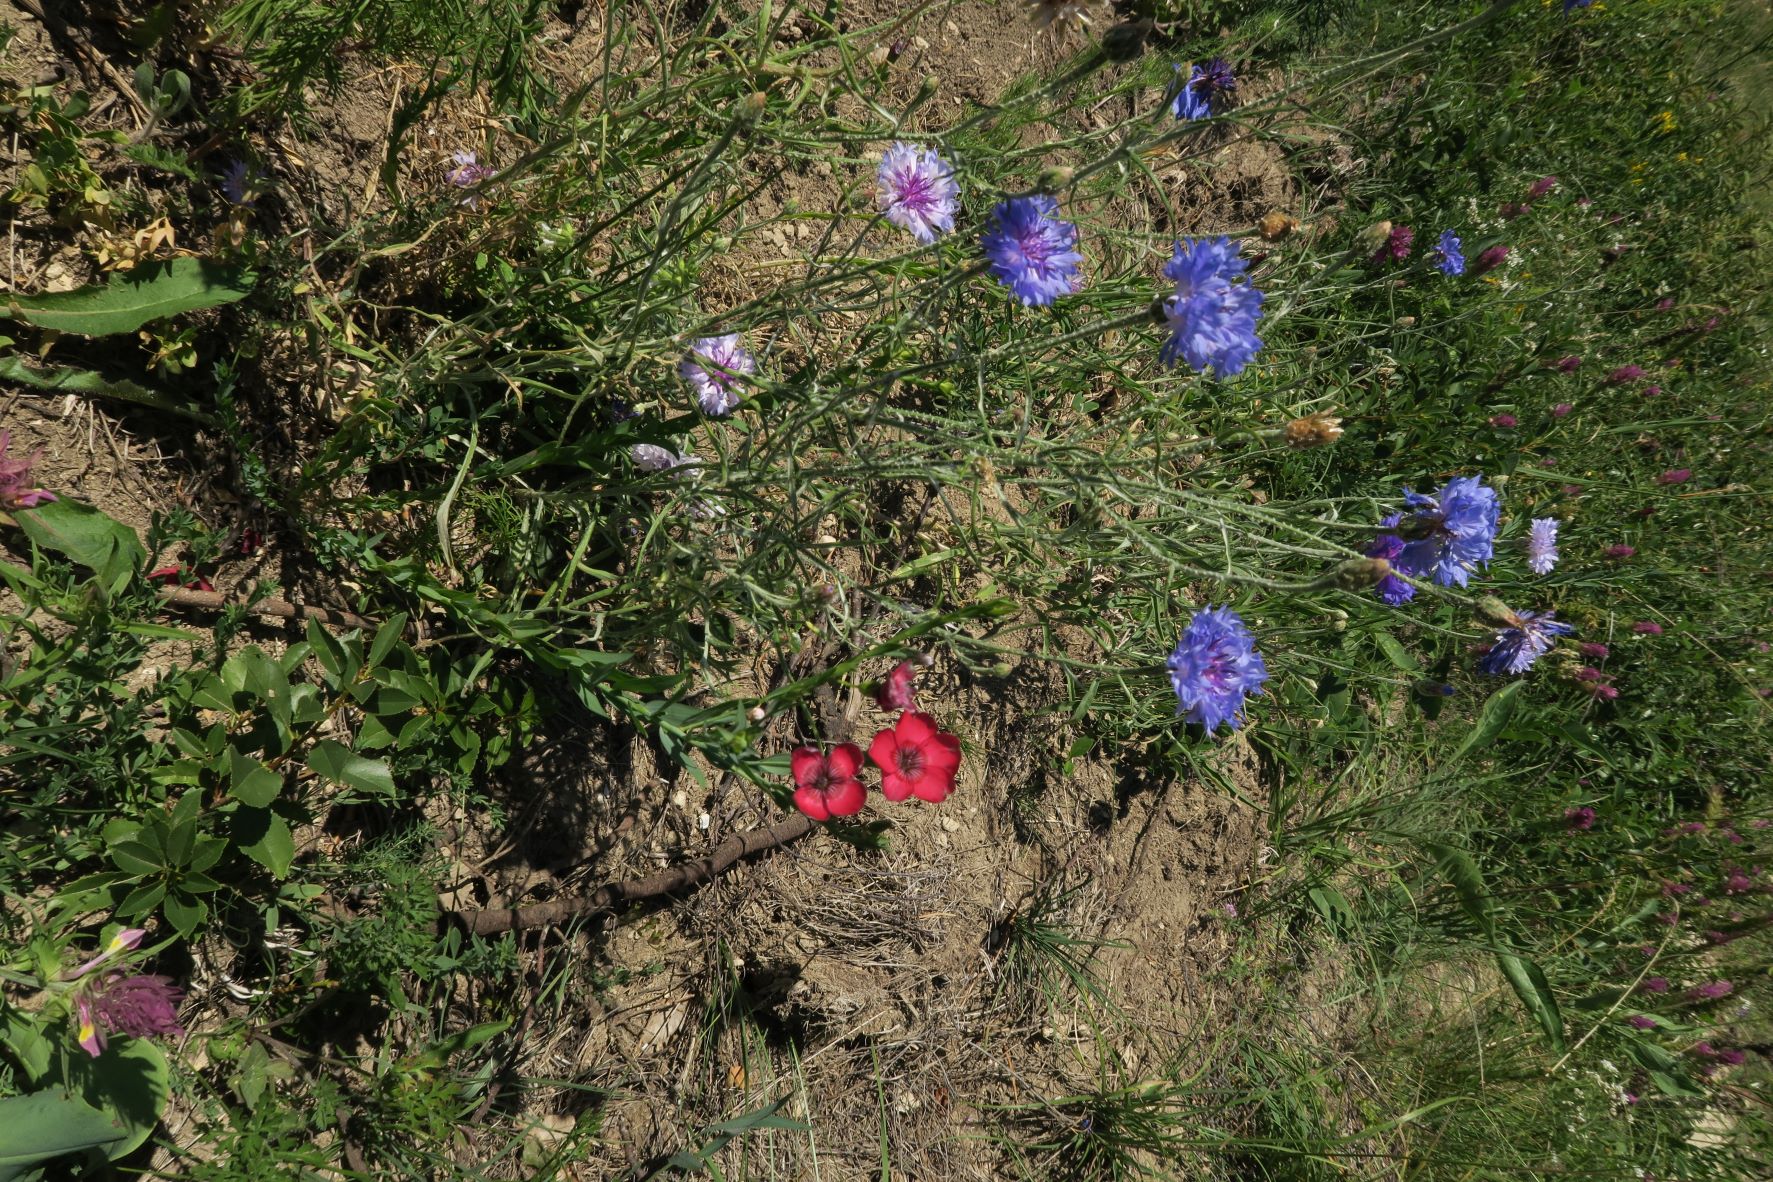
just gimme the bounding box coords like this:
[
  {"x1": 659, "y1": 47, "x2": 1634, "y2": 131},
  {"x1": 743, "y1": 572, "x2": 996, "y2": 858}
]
[
  {"x1": 440, "y1": 813, "x2": 817, "y2": 937},
  {"x1": 156, "y1": 586, "x2": 378, "y2": 631}
]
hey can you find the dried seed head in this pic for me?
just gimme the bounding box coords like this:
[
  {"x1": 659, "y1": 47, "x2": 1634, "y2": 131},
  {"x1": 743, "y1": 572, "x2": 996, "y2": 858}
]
[
  {"x1": 1357, "y1": 220, "x2": 1393, "y2": 253},
  {"x1": 1258, "y1": 212, "x2": 1299, "y2": 241},
  {"x1": 1036, "y1": 165, "x2": 1076, "y2": 193},
  {"x1": 1475, "y1": 595, "x2": 1520, "y2": 628},
  {"x1": 746, "y1": 705, "x2": 767, "y2": 723},
  {"x1": 1333, "y1": 556, "x2": 1392, "y2": 590},
  {"x1": 1281, "y1": 412, "x2": 1344, "y2": 449}
]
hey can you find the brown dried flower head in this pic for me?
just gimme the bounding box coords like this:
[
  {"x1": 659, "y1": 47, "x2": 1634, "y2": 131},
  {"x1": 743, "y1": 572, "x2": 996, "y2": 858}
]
[
  {"x1": 1258, "y1": 212, "x2": 1299, "y2": 241},
  {"x1": 1281, "y1": 412, "x2": 1344, "y2": 450},
  {"x1": 1025, "y1": 0, "x2": 1108, "y2": 31}
]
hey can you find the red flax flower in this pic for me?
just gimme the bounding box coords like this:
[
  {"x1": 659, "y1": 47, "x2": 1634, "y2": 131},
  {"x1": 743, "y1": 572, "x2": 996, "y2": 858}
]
[
  {"x1": 869, "y1": 712, "x2": 960, "y2": 803},
  {"x1": 790, "y1": 744, "x2": 867, "y2": 820},
  {"x1": 874, "y1": 660, "x2": 919, "y2": 712}
]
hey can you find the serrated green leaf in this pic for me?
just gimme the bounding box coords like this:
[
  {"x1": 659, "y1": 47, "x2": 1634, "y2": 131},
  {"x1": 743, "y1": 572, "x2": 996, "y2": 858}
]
[{"x1": 1, "y1": 257, "x2": 255, "y2": 337}]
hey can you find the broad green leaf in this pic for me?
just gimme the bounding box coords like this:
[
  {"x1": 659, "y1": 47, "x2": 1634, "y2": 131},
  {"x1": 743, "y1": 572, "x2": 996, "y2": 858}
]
[
  {"x1": 1424, "y1": 841, "x2": 1495, "y2": 939},
  {"x1": 228, "y1": 750, "x2": 283, "y2": 808},
  {"x1": 1449, "y1": 680, "x2": 1522, "y2": 764},
  {"x1": 0, "y1": 354, "x2": 212, "y2": 421},
  {"x1": 161, "y1": 892, "x2": 205, "y2": 938},
  {"x1": 368, "y1": 613, "x2": 408, "y2": 667},
  {"x1": 0, "y1": 1091, "x2": 125, "y2": 1179},
  {"x1": 1, "y1": 1011, "x2": 53, "y2": 1085},
  {"x1": 233, "y1": 808, "x2": 295, "y2": 878},
  {"x1": 306, "y1": 740, "x2": 395, "y2": 799},
  {"x1": 1373, "y1": 631, "x2": 1419, "y2": 673},
  {"x1": 1497, "y1": 953, "x2": 1565, "y2": 1052},
  {"x1": 1, "y1": 257, "x2": 255, "y2": 337},
  {"x1": 10, "y1": 498, "x2": 145, "y2": 595},
  {"x1": 64, "y1": 1038, "x2": 170, "y2": 1161}
]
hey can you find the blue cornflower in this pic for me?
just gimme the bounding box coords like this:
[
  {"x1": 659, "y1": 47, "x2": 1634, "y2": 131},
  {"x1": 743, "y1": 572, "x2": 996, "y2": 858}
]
[
  {"x1": 220, "y1": 160, "x2": 264, "y2": 207},
  {"x1": 1160, "y1": 237, "x2": 1265, "y2": 377},
  {"x1": 679, "y1": 334, "x2": 756, "y2": 416},
  {"x1": 1433, "y1": 229, "x2": 1465, "y2": 276},
  {"x1": 1526, "y1": 517, "x2": 1560, "y2": 575},
  {"x1": 876, "y1": 142, "x2": 959, "y2": 244},
  {"x1": 1171, "y1": 59, "x2": 1236, "y2": 122},
  {"x1": 1393, "y1": 475, "x2": 1500, "y2": 588},
  {"x1": 980, "y1": 195, "x2": 1083, "y2": 307},
  {"x1": 1478, "y1": 609, "x2": 1574, "y2": 675},
  {"x1": 1167, "y1": 606, "x2": 1269, "y2": 732},
  {"x1": 1564, "y1": 0, "x2": 1593, "y2": 11},
  {"x1": 1366, "y1": 516, "x2": 1417, "y2": 605}
]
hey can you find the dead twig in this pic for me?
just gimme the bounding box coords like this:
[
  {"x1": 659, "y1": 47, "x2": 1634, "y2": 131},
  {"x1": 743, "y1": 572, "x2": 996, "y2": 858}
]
[
  {"x1": 440, "y1": 813, "x2": 817, "y2": 937},
  {"x1": 155, "y1": 586, "x2": 378, "y2": 632}
]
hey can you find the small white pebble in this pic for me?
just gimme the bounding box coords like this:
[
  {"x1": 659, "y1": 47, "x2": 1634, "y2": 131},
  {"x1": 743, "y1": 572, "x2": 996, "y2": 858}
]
[{"x1": 697, "y1": 812, "x2": 711, "y2": 831}]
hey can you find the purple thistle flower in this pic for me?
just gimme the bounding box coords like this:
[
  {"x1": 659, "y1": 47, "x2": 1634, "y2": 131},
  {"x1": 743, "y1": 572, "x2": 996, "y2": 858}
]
[
  {"x1": 1489, "y1": 413, "x2": 1517, "y2": 428},
  {"x1": 1564, "y1": 806, "x2": 1596, "y2": 831},
  {"x1": 1606, "y1": 364, "x2": 1645, "y2": 384},
  {"x1": 1723, "y1": 867, "x2": 1755, "y2": 894},
  {"x1": 679, "y1": 333, "x2": 756, "y2": 416},
  {"x1": 1633, "y1": 620, "x2": 1663, "y2": 635},
  {"x1": 1393, "y1": 475, "x2": 1500, "y2": 588},
  {"x1": 1606, "y1": 544, "x2": 1637, "y2": 559},
  {"x1": 76, "y1": 973, "x2": 184, "y2": 1056},
  {"x1": 1628, "y1": 1015, "x2": 1658, "y2": 1029},
  {"x1": 1171, "y1": 58, "x2": 1236, "y2": 122},
  {"x1": 1526, "y1": 517, "x2": 1560, "y2": 575},
  {"x1": 1589, "y1": 681, "x2": 1619, "y2": 701},
  {"x1": 1478, "y1": 608, "x2": 1574, "y2": 676},
  {"x1": 980, "y1": 195, "x2": 1083, "y2": 308},
  {"x1": 1527, "y1": 176, "x2": 1559, "y2": 201},
  {"x1": 1470, "y1": 244, "x2": 1510, "y2": 275},
  {"x1": 1642, "y1": 384, "x2": 1662, "y2": 397},
  {"x1": 1366, "y1": 524, "x2": 1416, "y2": 606},
  {"x1": 1656, "y1": 468, "x2": 1692, "y2": 485},
  {"x1": 0, "y1": 430, "x2": 56, "y2": 510},
  {"x1": 1433, "y1": 229, "x2": 1465, "y2": 276},
  {"x1": 1372, "y1": 224, "x2": 1414, "y2": 263},
  {"x1": 1638, "y1": 977, "x2": 1670, "y2": 994},
  {"x1": 1552, "y1": 402, "x2": 1573, "y2": 417},
  {"x1": 1167, "y1": 605, "x2": 1268, "y2": 732},
  {"x1": 1159, "y1": 236, "x2": 1265, "y2": 377},
  {"x1": 1578, "y1": 642, "x2": 1609, "y2": 659},
  {"x1": 876, "y1": 142, "x2": 958, "y2": 244},
  {"x1": 1688, "y1": 980, "x2": 1733, "y2": 1001}
]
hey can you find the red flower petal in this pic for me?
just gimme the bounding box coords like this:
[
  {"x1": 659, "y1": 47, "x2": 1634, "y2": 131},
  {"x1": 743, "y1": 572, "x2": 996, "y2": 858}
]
[
  {"x1": 824, "y1": 776, "x2": 867, "y2": 817},
  {"x1": 922, "y1": 731, "x2": 961, "y2": 777},
  {"x1": 867, "y1": 727, "x2": 899, "y2": 777},
  {"x1": 878, "y1": 772, "x2": 914, "y2": 803},
  {"x1": 895, "y1": 711, "x2": 940, "y2": 747},
  {"x1": 826, "y1": 742, "x2": 864, "y2": 779},
  {"x1": 790, "y1": 746, "x2": 825, "y2": 788},
  {"x1": 793, "y1": 784, "x2": 834, "y2": 821},
  {"x1": 911, "y1": 764, "x2": 957, "y2": 803}
]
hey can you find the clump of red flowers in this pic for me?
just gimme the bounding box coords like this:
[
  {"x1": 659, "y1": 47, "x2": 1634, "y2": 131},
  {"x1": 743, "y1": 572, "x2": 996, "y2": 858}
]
[{"x1": 788, "y1": 660, "x2": 961, "y2": 821}]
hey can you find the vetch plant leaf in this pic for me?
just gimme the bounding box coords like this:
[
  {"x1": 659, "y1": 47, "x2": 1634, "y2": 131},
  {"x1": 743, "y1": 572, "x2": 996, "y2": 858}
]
[{"x1": 11, "y1": 498, "x2": 145, "y2": 595}]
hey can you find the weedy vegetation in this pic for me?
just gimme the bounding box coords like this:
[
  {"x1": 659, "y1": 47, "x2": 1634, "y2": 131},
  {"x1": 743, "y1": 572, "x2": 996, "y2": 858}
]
[{"x1": 0, "y1": 0, "x2": 1769, "y2": 1178}]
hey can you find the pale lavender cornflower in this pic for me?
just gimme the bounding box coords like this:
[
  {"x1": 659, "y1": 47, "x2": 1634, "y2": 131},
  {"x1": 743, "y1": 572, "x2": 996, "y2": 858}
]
[
  {"x1": 1166, "y1": 606, "x2": 1268, "y2": 732},
  {"x1": 875, "y1": 142, "x2": 958, "y2": 244},
  {"x1": 1478, "y1": 608, "x2": 1574, "y2": 676},
  {"x1": 446, "y1": 150, "x2": 495, "y2": 208},
  {"x1": 1527, "y1": 517, "x2": 1560, "y2": 575},
  {"x1": 629, "y1": 443, "x2": 697, "y2": 473},
  {"x1": 1160, "y1": 236, "x2": 1265, "y2": 376},
  {"x1": 0, "y1": 430, "x2": 56, "y2": 510},
  {"x1": 679, "y1": 334, "x2": 756, "y2": 416},
  {"x1": 980, "y1": 195, "x2": 1082, "y2": 307}
]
